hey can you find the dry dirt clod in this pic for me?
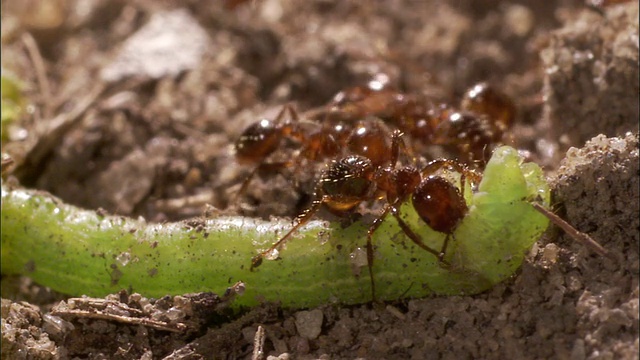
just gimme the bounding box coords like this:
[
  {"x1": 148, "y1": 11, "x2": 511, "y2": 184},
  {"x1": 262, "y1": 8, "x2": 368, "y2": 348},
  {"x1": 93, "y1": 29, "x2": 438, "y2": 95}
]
[
  {"x1": 541, "y1": 2, "x2": 639, "y2": 154},
  {"x1": 1, "y1": 299, "x2": 60, "y2": 359},
  {"x1": 294, "y1": 309, "x2": 324, "y2": 340},
  {"x1": 552, "y1": 132, "x2": 639, "y2": 266}
]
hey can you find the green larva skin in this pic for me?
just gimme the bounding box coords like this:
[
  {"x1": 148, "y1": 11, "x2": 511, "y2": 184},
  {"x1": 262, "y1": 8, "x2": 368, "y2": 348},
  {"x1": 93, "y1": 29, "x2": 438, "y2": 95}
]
[{"x1": 1, "y1": 146, "x2": 550, "y2": 309}]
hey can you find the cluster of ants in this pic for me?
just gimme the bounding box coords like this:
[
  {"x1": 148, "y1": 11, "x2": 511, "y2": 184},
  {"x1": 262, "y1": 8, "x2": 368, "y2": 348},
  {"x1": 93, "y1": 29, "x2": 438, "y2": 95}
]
[
  {"x1": 231, "y1": 75, "x2": 609, "y2": 299},
  {"x1": 231, "y1": 75, "x2": 517, "y2": 296}
]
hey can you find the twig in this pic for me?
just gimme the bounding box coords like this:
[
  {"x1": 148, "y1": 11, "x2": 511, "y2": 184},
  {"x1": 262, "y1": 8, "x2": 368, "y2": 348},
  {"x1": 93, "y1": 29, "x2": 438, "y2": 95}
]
[
  {"x1": 252, "y1": 325, "x2": 266, "y2": 360},
  {"x1": 14, "y1": 82, "x2": 106, "y2": 182},
  {"x1": 531, "y1": 202, "x2": 613, "y2": 259},
  {"x1": 51, "y1": 308, "x2": 187, "y2": 333},
  {"x1": 21, "y1": 32, "x2": 53, "y2": 119}
]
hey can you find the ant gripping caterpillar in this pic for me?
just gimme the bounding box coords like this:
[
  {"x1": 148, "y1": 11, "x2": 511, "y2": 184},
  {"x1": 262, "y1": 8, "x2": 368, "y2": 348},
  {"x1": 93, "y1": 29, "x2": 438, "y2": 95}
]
[
  {"x1": 232, "y1": 79, "x2": 609, "y2": 303},
  {"x1": 248, "y1": 129, "x2": 483, "y2": 300}
]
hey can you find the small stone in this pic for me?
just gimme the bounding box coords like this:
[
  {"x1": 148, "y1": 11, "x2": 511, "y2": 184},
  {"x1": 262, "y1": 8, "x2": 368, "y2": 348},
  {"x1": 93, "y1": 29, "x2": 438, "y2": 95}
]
[
  {"x1": 294, "y1": 309, "x2": 324, "y2": 340},
  {"x1": 543, "y1": 243, "x2": 559, "y2": 264}
]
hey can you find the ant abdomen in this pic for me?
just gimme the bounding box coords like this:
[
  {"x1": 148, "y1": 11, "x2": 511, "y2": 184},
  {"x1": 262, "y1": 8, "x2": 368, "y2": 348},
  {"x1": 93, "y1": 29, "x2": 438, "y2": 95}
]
[
  {"x1": 234, "y1": 119, "x2": 283, "y2": 163},
  {"x1": 346, "y1": 120, "x2": 394, "y2": 166},
  {"x1": 432, "y1": 110, "x2": 498, "y2": 162},
  {"x1": 321, "y1": 155, "x2": 376, "y2": 214},
  {"x1": 460, "y1": 82, "x2": 516, "y2": 133}
]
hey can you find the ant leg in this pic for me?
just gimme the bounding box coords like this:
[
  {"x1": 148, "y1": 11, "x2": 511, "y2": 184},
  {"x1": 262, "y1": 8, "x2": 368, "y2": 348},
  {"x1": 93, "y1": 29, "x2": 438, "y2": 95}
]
[
  {"x1": 272, "y1": 102, "x2": 298, "y2": 124},
  {"x1": 388, "y1": 129, "x2": 421, "y2": 170},
  {"x1": 364, "y1": 205, "x2": 394, "y2": 302},
  {"x1": 390, "y1": 127, "x2": 421, "y2": 166},
  {"x1": 438, "y1": 234, "x2": 453, "y2": 262},
  {"x1": 250, "y1": 188, "x2": 325, "y2": 270},
  {"x1": 389, "y1": 130, "x2": 404, "y2": 166},
  {"x1": 390, "y1": 205, "x2": 450, "y2": 266},
  {"x1": 234, "y1": 160, "x2": 294, "y2": 203},
  {"x1": 280, "y1": 103, "x2": 305, "y2": 137},
  {"x1": 283, "y1": 103, "x2": 299, "y2": 120},
  {"x1": 420, "y1": 159, "x2": 471, "y2": 179}
]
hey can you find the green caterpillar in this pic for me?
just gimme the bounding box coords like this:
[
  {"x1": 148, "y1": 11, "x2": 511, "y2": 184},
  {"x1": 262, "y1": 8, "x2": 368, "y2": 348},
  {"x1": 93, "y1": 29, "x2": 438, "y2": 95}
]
[{"x1": 1, "y1": 146, "x2": 549, "y2": 308}]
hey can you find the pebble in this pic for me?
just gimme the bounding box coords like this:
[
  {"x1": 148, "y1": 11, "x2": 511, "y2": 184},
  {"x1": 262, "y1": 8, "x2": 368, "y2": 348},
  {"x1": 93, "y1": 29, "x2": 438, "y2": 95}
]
[{"x1": 294, "y1": 309, "x2": 324, "y2": 340}]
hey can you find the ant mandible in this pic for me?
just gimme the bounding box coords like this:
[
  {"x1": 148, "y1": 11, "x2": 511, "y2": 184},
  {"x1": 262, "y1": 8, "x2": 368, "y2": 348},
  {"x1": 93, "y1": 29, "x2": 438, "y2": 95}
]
[{"x1": 250, "y1": 130, "x2": 481, "y2": 300}]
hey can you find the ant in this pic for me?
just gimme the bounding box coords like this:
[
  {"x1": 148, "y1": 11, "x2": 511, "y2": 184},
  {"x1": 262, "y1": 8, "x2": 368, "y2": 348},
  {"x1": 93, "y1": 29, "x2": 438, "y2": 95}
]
[
  {"x1": 233, "y1": 103, "x2": 403, "y2": 204},
  {"x1": 320, "y1": 77, "x2": 516, "y2": 165},
  {"x1": 249, "y1": 129, "x2": 482, "y2": 300},
  {"x1": 233, "y1": 104, "x2": 338, "y2": 200},
  {"x1": 232, "y1": 78, "x2": 515, "y2": 207}
]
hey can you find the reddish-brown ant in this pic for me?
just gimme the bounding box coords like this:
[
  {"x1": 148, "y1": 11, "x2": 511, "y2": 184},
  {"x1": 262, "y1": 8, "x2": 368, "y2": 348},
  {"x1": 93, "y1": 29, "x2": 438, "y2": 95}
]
[
  {"x1": 321, "y1": 79, "x2": 516, "y2": 164},
  {"x1": 249, "y1": 130, "x2": 481, "y2": 300},
  {"x1": 233, "y1": 104, "x2": 339, "y2": 199},
  {"x1": 233, "y1": 77, "x2": 516, "y2": 206},
  {"x1": 234, "y1": 104, "x2": 402, "y2": 202}
]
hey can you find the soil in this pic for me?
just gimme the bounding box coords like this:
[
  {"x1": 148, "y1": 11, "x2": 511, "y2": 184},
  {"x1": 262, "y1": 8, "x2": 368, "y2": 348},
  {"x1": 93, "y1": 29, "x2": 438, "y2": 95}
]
[{"x1": 1, "y1": 0, "x2": 638, "y2": 359}]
